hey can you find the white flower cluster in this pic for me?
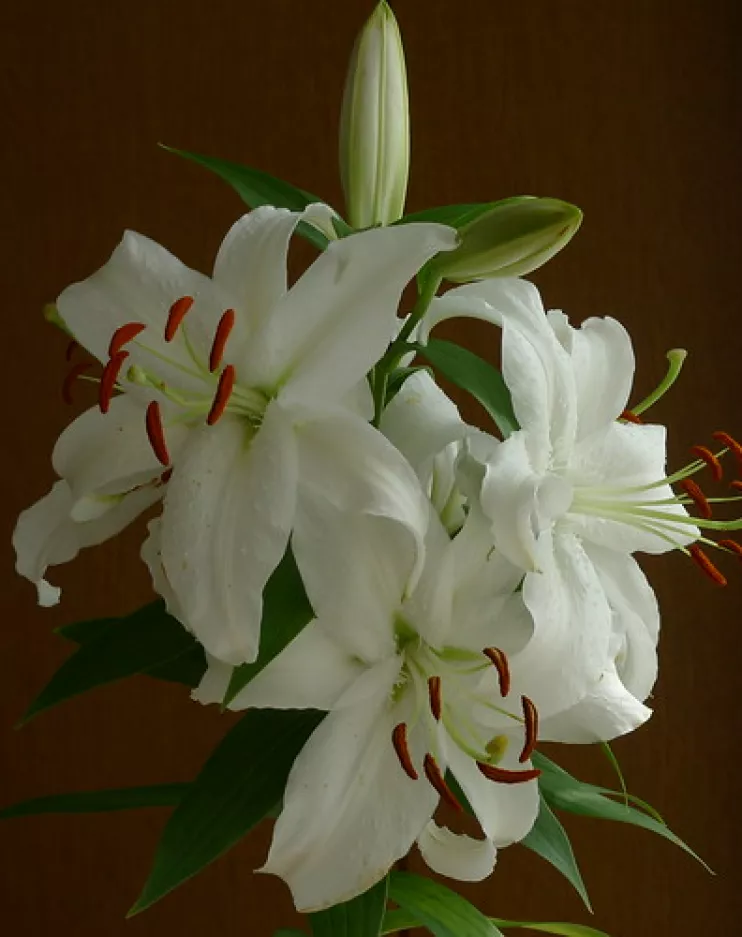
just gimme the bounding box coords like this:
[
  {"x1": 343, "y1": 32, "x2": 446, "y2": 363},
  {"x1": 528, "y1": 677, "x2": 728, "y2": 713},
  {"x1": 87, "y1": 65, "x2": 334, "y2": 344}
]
[{"x1": 15, "y1": 208, "x2": 741, "y2": 912}]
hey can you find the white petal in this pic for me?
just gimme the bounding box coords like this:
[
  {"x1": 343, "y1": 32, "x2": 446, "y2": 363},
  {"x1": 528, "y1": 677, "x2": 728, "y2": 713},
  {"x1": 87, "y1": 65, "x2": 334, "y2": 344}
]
[
  {"x1": 13, "y1": 480, "x2": 159, "y2": 605},
  {"x1": 417, "y1": 822, "x2": 497, "y2": 883},
  {"x1": 247, "y1": 223, "x2": 457, "y2": 405},
  {"x1": 549, "y1": 312, "x2": 635, "y2": 442},
  {"x1": 160, "y1": 402, "x2": 298, "y2": 665},
  {"x1": 140, "y1": 518, "x2": 187, "y2": 623},
  {"x1": 539, "y1": 666, "x2": 652, "y2": 743},
  {"x1": 570, "y1": 422, "x2": 698, "y2": 553},
  {"x1": 446, "y1": 737, "x2": 539, "y2": 847},
  {"x1": 292, "y1": 500, "x2": 410, "y2": 663},
  {"x1": 57, "y1": 230, "x2": 224, "y2": 390},
  {"x1": 262, "y1": 657, "x2": 437, "y2": 912},
  {"x1": 191, "y1": 654, "x2": 232, "y2": 705},
  {"x1": 52, "y1": 396, "x2": 186, "y2": 500},
  {"x1": 295, "y1": 409, "x2": 430, "y2": 588},
  {"x1": 380, "y1": 371, "x2": 469, "y2": 480},
  {"x1": 212, "y1": 207, "x2": 300, "y2": 354},
  {"x1": 227, "y1": 621, "x2": 364, "y2": 711},
  {"x1": 509, "y1": 527, "x2": 614, "y2": 716}
]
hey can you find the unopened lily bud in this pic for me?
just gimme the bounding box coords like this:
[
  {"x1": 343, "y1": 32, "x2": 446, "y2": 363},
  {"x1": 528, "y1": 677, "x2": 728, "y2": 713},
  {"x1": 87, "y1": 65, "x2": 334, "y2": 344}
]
[
  {"x1": 339, "y1": 1, "x2": 409, "y2": 229},
  {"x1": 431, "y1": 197, "x2": 583, "y2": 283}
]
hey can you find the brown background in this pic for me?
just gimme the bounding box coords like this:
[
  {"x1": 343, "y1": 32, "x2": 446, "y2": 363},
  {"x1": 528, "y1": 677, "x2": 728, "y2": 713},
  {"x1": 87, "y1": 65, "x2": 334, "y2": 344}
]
[{"x1": 2, "y1": 0, "x2": 741, "y2": 934}]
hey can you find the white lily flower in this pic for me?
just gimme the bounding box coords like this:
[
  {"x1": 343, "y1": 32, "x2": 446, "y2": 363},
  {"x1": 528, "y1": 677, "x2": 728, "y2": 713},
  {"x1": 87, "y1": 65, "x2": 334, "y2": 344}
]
[
  {"x1": 417, "y1": 278, "x2": 729, "y2": 720},
  {"x1": 380, "y1": 370, "x2": 472, "y2": 531},
  {"x1": 14, "y1": 208, "x2": 456, "y2": 664},
  {"x1": 195, "y1": 504, "x2": 541, "y2": 911}
]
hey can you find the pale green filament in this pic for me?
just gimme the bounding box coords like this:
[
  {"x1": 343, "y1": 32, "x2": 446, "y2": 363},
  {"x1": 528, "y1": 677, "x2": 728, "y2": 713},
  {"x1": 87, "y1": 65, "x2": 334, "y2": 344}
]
[{"x1": 632, "y1": 348, "x2": 687, "y2": 416}]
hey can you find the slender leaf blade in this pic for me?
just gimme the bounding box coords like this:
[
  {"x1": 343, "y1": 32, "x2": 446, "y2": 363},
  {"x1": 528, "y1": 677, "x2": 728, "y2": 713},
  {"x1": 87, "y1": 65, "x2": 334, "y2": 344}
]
[
  {"x1": 381, "y1": 909, "x2": 419, "y2": 934},
  {"x1": 161, "y1": 146, "x2": 329, "y2": 250},
  {"x1": 521, "y1": 796, "x2": 592, "y2": 911},
  {"x1": 22, "y1": 602, "x2": 199, "y2": 723},
  {"x1": 310, "y1": 878, "x2": 388, "y2": 937},
  {"x1": 492, "y1": 921, "x2": 609, "y2": 937},
  {"x1": 0, "y1": 784, "x2": 189, "y2": 819},
  {"x1": 388, "y1": 871, "x2": 503, "y2": 937},
  {"x1": 129, "y1": 708, "x2": 324, "y2": 915},
  {"x1": 398, "y1": 203, "x2": 496, "y2": 229},
  {"x1": 224, "y1": 550, "x2": 314, "y2": 706},
  {"x1": 419, "y1": 338, "x2": 518, "y2": 438},
  {"x1": 533, "y1": 753, "x2": 710, "y2": 871}
]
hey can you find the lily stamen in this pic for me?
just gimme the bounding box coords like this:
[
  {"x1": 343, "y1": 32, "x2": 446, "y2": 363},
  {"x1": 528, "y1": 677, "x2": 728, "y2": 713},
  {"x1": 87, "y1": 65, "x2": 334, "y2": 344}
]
[
  {"x1": 99, "y1": 351, "x2": 129, "y2": 413},
  {"x1": 483, "y1": 647, "x2": 510, "y2": 697},
  {"x1": 164, "y1": 296, "x2": 194, "y2": 342},
  {"x1": 391, "y1": 723, "x2": 418, "y2": 781},
  {"x1": 519, "y1": 695, "x2": 539, "y2": 763},
  {"x1": 145, "y1": 400, "x2": 170, "y2": 466},
  {"x1": 209, "y1": 309, "x2": 236, "y2": 372},
  {"x1": 690, "y1": 445, "x2": 723, "y2": 483},
  {"x1": 477, "y1": 762, "x2": 542, "y2": 785},
  {"x1": 62, "y1": 362, "x2": 93, "y2": 405},
  {"x1": 620, "y1": 409, "x2": 643, "y2": 424},
  {"x1": 207, "y1": 365, "x2": 236, "y2": 425},
  {"x1": 65, "y1": 339, "x2": 79, "y2": 362},
  {"x1": 679, "y1": 479, "x2": 712, "y2": 520},
  {"x1": 427, "y1": 675, "x2": 442, "y2": 721},
  {"x1": 423, "y1": 754, "x2": 463, "y2": 812},
  {"x1": 712, "y1": 431, "x2": 742, "y2": 473},
  {"x1": 108, "y1": 322, "x2": 146, "y2": 358},
  {"x1": 689, "y1": 544, "x2": 727, "y2": 586}
]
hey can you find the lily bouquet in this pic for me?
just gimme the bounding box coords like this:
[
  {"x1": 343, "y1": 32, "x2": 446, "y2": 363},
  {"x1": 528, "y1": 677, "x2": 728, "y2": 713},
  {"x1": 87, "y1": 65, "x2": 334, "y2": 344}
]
[{"x1": 8, "y1": 3, "x2": 740, "y2": 936}]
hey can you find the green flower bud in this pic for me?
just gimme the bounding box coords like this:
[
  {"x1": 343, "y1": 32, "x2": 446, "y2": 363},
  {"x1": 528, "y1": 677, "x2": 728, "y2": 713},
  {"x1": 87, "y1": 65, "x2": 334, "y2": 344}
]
[
  {"x1": 339, "y1": 1, "x2": 409, "y2": 229},
  {"x1": 431, "y1": 197, "x2": 583, "y2": 283}
]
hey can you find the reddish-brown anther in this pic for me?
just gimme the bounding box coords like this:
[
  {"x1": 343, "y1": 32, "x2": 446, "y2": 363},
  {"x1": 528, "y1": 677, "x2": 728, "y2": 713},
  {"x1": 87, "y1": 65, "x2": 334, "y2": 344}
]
[
  {"x1": 165, "y1": 296, "x2": 194, "y2": 342},
  {"x1": 207, "y1": 365, "x2": 236, "y2": 425},
  {"x1": 428, "y1": 676, "x2": 442, "y2": 722},
  {"x1": 679, "y1": 478, "x2": 712, "y2": 520},
  {"x1": 620, "y1": 409, "x2": 643, "y2": 424},
  {"x1": 98, "y1": 351, "x2": 129, "y2": 413},
  {"x1": 712, "y1": 431, "x2": 742, "y2": 473},
  {"x1": 519, "y1": 695, "x2": 539, "y2": 763},
  {"x1": 391, "y1": 723, "x2": 418, "y2": 781},
  {"x1": 65, "y1": 339, "x2": 79, "y2": 361},
  {"x1": 731, "y1": 480, "x2": 742, "y2": 492},
  {"x1": 690, "y1": 444, "x2": 723, "y2": 483},
  {"x1": 689, "y1": 544, "x2": 727, "y2": 586},
  {"x1": 483, "y1": 647, "x2": 511, "y2": 697},
  {"x1": 719, "y1": 539, "x2": 742, "y2": 557},
  {"x1": 477, "y1": 762, "x2": 542, "y2": 785},
  {"x1": 145, "y1": 400, "x2": 170, "y2": 466},
  {"x1": 108, "y1": 322, "x2": 146, "y2": 358},
  {"x1": 209, "y1": 309, "x2": 236, "y2": 372},
  {"x1": 62, "y1": 362, "x2": 92, "y2": 405},
  {"x1": 423, "y1": 754, "x2": 463, "y2": 812}
]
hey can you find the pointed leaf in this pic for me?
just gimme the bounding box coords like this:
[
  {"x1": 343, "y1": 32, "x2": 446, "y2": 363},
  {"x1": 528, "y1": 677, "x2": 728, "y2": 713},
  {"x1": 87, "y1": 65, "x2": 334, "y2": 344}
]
[
  {"x1": 22, "y1": 602, "x2": 200, "y2": 723},
  {"x1": 129, "y1": 708, "x2": 324, "y2": 915},
  {"x1": 223, "y1": 549, "x2": 314, "y2": 706},
  {"x1": 310, "y1": 878, "x2": 388, "y2": 937},
  {"x1": 381, "y1": 909, "x2": 419, "y2": 934},
  {"x1": 0, "y1": 783, "x2": 189, "y2": 819},
  {"x1": 492, "y1": 921, "x2": 609, "y2": 937},
  {"x1": 521, "y1": 796, "x2": 592, "y2": 912},
  {"x1": 398, "y1": 203, "x2": 499, "y2": 229},
  {"x1": 533, "y1": 753, "x2": 710, "y2": 871},
  {"x1": 419, "y1": 338, "x2": 518, "y2": 438},
  {"x1": 57, "y1": 613, "x2": 207, "y2": 688},
  {"x1": 388, "y1": 872, "x2": 503, "y2": 937},
  {"x1": 161, "y1": 146, "x2": 330, "y2": 250}
]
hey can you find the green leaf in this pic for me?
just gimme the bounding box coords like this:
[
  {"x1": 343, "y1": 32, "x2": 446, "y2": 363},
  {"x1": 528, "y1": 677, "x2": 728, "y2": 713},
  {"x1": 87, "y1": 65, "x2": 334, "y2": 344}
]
[
  {"x1": 385, "y1": 364, "x2": 433, "y2": 403},
  {"x1": 57, "y1": 613, "x2": 207, "y2": 688},
  {"x1": 223, "y1": 550, "x2": 314, "y2": 707},
  {"x1": 275, "y1": 931, "x2": 308, "y2": 937},
  {"x1": 388, "y1": 872, "x2": 503, "y2": 937},
  {"x1": 161, "y1": 146, "x2": 330, "y2": 250},
  {"x1": 398, "y1": 202, "x2": 498, "y2": 229},
  {"x1": 419, "y1": 338, "x2": 518, "y2": 438},
  {"x1": 492, "y1": 920, "x2": 609, "y2": 937},
  {"x1": 21, "y1": 602, "x2": 200, "y2": 724},
  {"x1": 381, "y1": 908, "x2": 419, "y2": 934},
  {"x1": 129, "y1": 708, "x2": 324, "y2": 916},
  {"x1": 310, "y1": 878, "x2": 388, "y2": 937},
  {"x1": 521, "y1": 796, "x2": 592, "y2": 912},
  {"x1": 0, "y1": 783, "x2": 189, "y2": 819},
  {"x1": 533, "y1": 753, "x2": 711, "y2": 871}
]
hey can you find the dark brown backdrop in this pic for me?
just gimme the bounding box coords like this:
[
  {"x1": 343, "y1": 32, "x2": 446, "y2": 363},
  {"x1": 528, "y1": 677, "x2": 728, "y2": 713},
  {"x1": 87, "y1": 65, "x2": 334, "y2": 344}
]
[{"x1": 2, "y1": 1, "x2": 741, "y2": 934}]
